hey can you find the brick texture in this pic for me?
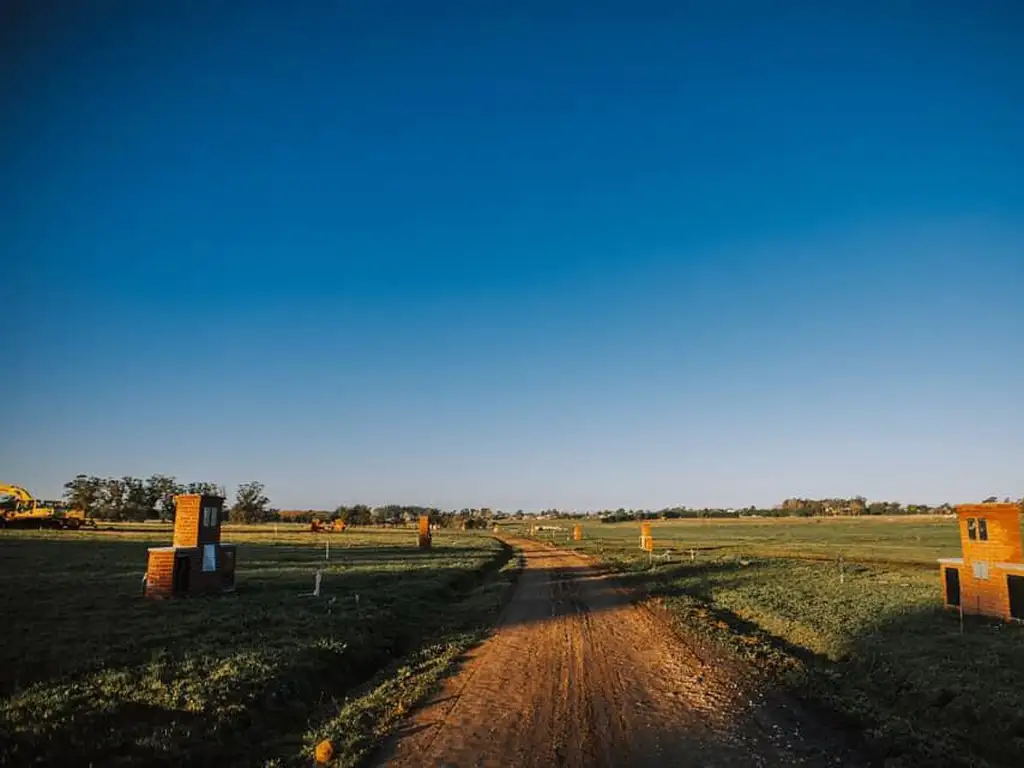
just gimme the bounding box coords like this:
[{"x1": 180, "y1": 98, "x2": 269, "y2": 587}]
[
  {"x1": 146, "y1": 496, "x2": 236, "y2": 599},
  {"x1": 173, "y1": 494, "x2": 225, "y2": 548},
  {"x1": 940, "y1": 503, "x2": 1024, "y2": 621},
  {"x1": 173, "y1": 495, "x2": 201, "y2": 548},
  {"x1": 418, "y1": 515, "x2": 431, "y2": 550},
  {"x1": 146, "y1": 550, "x2": 176, "y2": 598}
]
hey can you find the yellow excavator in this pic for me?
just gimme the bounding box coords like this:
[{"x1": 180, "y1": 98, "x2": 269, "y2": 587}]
[
  {"x1": 310, "y1": 517, "x2": 346, "y2": 533},
  {"x1": 0, "y1": 484, "x2": 94, "y2": 530}
]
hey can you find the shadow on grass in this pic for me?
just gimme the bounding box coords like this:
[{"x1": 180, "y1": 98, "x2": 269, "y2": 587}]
[
  {"x1": 452, "y1": 541, "x2": 1024, "y2": 767},
  {"x1": 0, "y1": 537, "x2": 520, "y2": 767},
  {"x1": 7, "y1": 533, "x2": 1022, "y2": 768},
  {"x1": 613, "y1": 557, "x2": 1024, "y2": 768}
]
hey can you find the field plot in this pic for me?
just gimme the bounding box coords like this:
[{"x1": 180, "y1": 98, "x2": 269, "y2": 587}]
[
  {"x1": 522, "y1": 515, "x2": 965, "y2": 564},
  {"x1": 0, "y1": 526, "x2": 517, "y2": 767},
  {"x1": 519, "y1": 517, "x2": 1024, "y2": 767}
]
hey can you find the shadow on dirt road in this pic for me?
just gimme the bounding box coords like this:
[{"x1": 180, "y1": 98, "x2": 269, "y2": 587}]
[{"x1": 370, "y1": 538, "x2": 866, "y2": 768}]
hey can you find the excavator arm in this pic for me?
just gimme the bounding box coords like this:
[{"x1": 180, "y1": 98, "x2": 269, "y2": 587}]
[
  {"x1": 0, "y1": 484, "x2": 36, "y2": 504},
  {"x1": 0, "y1": 482, "x2": 93, "y2": 529}
]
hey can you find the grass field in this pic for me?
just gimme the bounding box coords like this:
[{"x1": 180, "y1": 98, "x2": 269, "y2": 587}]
[
  {"x1": 0, "y1": 525, "x2": 519, "y2": 767},
  {"x1": 5, "y1": 517, "x2": 1023, "y2": 767},
  {"x1": 514, "y1": 517, "x2": 1024, "y2": 767},
  {"x1": 519, "y1": 514, "x2": 968, "y2": 564},
  {"x1": 540, "y1": 517, "x2": 1024, "y2": 767}
]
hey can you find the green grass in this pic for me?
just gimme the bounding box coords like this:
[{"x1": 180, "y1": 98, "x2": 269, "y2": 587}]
[
  {"x1": 0, "y1": 526, "x2": 519, "y2": 767},
  {"x1": 516, "y1": 517, "x2": 1024, "y2": 767},
  {"x1": 513, "y1": 514, "x2": 971, "y2": 564}
]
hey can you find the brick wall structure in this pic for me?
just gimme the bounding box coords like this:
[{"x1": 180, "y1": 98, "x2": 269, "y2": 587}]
[
  {"x1": 145, "y1": 548, "x2": 177, "y2": 598},
  {"x1": 938, "y1": 503, "x2": 1024, "y2": 621},
  {"x1": 639, "y1": 521, "x2": 654, "y2": 552},
  {"x1": 418, "y1": 515, "x2": 432, "y2": 550},
  {"x1": 146, "y1": 494, "x2": 236, "y2": 599}
]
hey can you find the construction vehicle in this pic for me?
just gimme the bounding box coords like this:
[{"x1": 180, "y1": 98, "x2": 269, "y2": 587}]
[
  {"x1": 0, "y1": 484, "x2": 94, "y2": 530},
  {"x1": 310, "y1": 517, "x2": 346, "y2": 533}
]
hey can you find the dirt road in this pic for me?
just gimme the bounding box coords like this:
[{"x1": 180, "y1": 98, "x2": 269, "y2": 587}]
[{"x1": 373, "y1": 539, "x2": 859, "y2": 768}]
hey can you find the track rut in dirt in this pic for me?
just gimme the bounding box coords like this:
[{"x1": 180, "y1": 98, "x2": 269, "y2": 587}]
[{"x1": 371, "y1": 539, "x2": 861, "y2": 768}]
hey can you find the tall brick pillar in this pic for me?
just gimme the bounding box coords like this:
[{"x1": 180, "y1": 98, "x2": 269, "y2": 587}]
[{"x1": 146, "y1": 494, "x2": 235, "y2": 598}]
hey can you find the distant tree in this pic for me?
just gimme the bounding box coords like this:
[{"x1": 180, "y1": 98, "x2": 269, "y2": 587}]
[
  {"x1": 187, "y1": 481, "x2": 225, "y2": 497},
  {"x1": 280, "y1": 509, "x2": 318, "y2": 523},
  {"x1": 63, "y1": 475, "x2": 104, "y2": 518},
  {"x1": 146, "y1": 475, "x2": 183, "y2": 521},
  {"x1": 230, "y1": 482, "x2": 270, "y2": 523},
  {"x1": 340, "y1": 504, "x2": 372, "y2": 526},
  {"x1": 982, "y1": 496, "x2": 999, "y2": 504},
  {"x1": 97, "y1": 477, "x2": 128, "y2": 520},
  {"x1": 121, "y1": 476, "x2": 153, "y2": 520}
]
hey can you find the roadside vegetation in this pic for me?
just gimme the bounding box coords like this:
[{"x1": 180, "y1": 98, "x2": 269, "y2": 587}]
[
  {"x1": 0, "y1": 527, "x2": 519, "y2": 767},
  {"x1": 520, "y1": 517, "x2": 1024, "y2": 767}
]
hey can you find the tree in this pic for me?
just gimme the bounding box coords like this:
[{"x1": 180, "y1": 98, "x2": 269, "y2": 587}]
[
  {"x1": 187, "y1": 481, "x2": 225, "y2": 497},
  {"x1": 229, "y1": 482, "x2": 270, "y2": 523},
  {"x1": 146, "y1": 475, "x2": 183, "y2": 521},
  {"x1": 982, "y1": 496, "x2": 999, "y2": 504},
  {"x1": 63, "y1": 475, "x2": 104, "y2": 517},
  {"x1": 97, "y1": 477, "x2": 128, "y2": 520},
  {"x1": 340, "y1": 504, "x2": 372, "y2": 526},
  {"x1": 122, "y1": 476, "x2": 152, "y2": 520}
]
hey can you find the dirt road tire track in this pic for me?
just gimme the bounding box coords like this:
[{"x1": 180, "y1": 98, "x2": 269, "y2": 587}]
[{"x1": 371, "y1": 538, "x2": 861, "y2": 768}]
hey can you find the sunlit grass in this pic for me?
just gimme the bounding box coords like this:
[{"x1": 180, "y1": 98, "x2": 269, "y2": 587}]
[
  {"x1": 516, "y1": 516, "x2": 1024, "y2": 767},
  {"x1": 0, "y1": 527, "x2": 516, "y2": 767}
]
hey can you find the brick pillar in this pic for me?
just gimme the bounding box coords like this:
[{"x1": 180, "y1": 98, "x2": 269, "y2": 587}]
[
  {"x1": 640, "y1": 522, "x2": 653, "y2": 552},
  {"x1": 418, "y1": 515, "x2": 432, "y2": 550}
]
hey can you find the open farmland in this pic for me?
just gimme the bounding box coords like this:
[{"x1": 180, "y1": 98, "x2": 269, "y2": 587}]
[
  {"x1": 522, "y1": 514, "x2": 967, "y2": 564},
  {"x1": 0, "y1": 525, "x2": 518, "y2": 767},
  {"x1": 515, "y1": 516, "x2": 1024, "y2": 767},
  {"x1": 3, "y1": 516, "x2": 1023, "y2": 767}
]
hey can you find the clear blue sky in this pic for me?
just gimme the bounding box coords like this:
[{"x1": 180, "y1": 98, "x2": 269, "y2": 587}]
[{"x1": 2, "y1": 1, "x2": 1021, "y2": 511}]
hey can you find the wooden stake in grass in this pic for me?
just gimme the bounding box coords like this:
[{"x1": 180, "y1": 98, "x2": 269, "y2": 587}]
[
  {"x1": 838, "y1": 554, "x2": 845, "y2": 585},
  {"x1": 299, "y1": 570, "x2": 323, "y2": 598},
  {"x1": 325, "y1": 538, "x2": 330, "y2": 561}
]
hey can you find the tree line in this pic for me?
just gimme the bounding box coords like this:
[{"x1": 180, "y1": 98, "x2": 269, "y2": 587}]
[
  {"x1": 282, "y1": 505, "x2": 498, "y2": 529},
  {"x1": 60, "y1": 475, "x2": 1021, "y2": 525},
  {"x1": 62, "y1": 475, "x2": 270, "y2": 523},
  {"x1": 594, "y1": 496, "x2": 1022, "y2": 523},
  {"x1": 60, "y1": 475, "x2": 499, "y2": 527}
]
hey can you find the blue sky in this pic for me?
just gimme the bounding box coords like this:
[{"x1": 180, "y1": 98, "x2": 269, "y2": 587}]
[{"x1": 2, "y1": 1, "x2": 1021, "y2": 510}]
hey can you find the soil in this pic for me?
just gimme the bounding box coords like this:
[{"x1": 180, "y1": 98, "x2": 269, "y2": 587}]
[{"x1": 371, "y1": 538, "x2": 865, "y2": 768}]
